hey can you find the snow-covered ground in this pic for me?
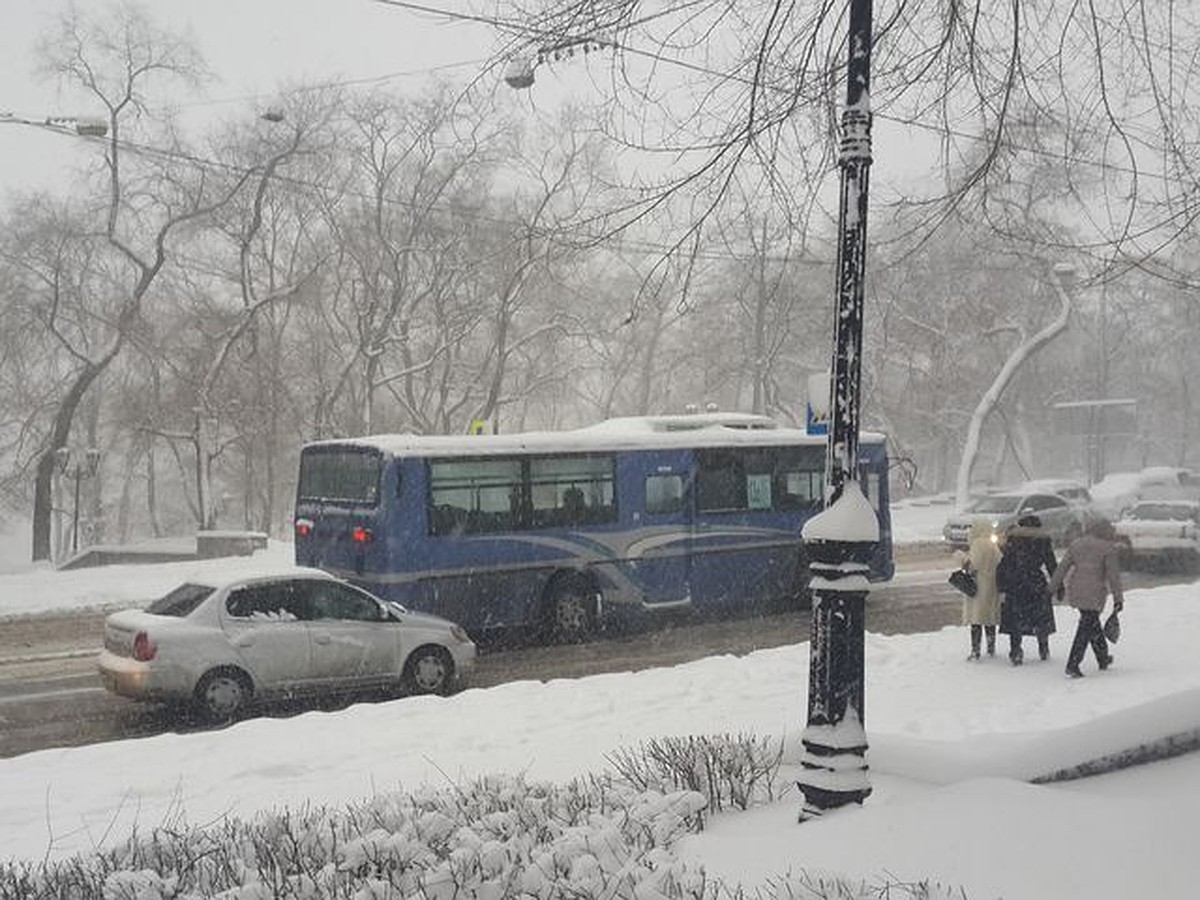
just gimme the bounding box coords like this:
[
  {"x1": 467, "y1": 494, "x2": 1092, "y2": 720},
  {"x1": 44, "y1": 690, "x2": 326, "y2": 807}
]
[{"x1": 0, "y1": 503, "x2": 1198, "y2": 897}]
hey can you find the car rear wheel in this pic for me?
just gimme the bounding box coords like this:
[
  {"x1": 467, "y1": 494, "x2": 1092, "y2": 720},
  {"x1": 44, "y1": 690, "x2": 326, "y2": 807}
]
[
  {"x1": 194, "y1": 668, "x2": 252, "y2": 723},
  {"x1": 404, "y1": 646, "x2": 455, "y2": 696},
  {"x1": 543, "y1": 575, "x2": 596, "y2": 643}
]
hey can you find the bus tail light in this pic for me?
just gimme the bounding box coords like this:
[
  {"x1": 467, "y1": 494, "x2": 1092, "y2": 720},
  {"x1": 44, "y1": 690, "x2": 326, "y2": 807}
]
[
  {"x1": 352, "y1": 525, "x2": 373, "y2": 544},
  {"x1": 295, "y1": 518, "x2": 314, "y2": 539},
  {"x1": 133, "y1": 631, "x2": 157, "y2": 662}
]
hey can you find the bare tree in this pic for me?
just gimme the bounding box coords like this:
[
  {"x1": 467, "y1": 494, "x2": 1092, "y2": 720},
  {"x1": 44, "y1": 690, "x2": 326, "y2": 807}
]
[
  {"x1": 494, "y1": 3, "x2": 1200, "y2": 269},
  {"x1": 26, "y1": 4, "x2": 254, "y2": 560}
]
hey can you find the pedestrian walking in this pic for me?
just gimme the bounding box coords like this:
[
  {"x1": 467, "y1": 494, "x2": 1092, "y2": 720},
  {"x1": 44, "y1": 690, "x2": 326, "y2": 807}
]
[
  {"x1": 996, "y1": 514, "x2": 1057, "y2": 665},
  {"x1": 1047, "y1": 518, "x2": 1124, "y2": 678},
  {"x1": 962, "y1": 519, "x2": 1002, "y2": 660}
]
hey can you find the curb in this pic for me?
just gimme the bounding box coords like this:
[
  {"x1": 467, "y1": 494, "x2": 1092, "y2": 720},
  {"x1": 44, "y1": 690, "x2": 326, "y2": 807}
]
[{"x1": 1032, "y1": 728, "x2": 1200, "y2": 783}]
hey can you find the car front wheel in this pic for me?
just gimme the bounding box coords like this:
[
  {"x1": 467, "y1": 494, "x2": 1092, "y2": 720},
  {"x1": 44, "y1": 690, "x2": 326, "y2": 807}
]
[
  {"x1": 404, "y1": 646, "x2": 455, "y2": 696},
  {"x1": 194, "y1": 668, "x2": 252, "y2": 723}
]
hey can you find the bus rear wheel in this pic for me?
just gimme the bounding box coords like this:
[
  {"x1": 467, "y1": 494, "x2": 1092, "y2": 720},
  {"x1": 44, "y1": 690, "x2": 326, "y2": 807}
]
[{"x1": 543, "y1": 576, "x2": 596, "y2": 643}]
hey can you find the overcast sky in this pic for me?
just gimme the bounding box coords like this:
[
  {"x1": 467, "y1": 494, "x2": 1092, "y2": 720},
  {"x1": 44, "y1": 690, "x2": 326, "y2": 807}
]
[
  {"x1": 0, "y1": 0, "x2": 506, "y2": 196},
  {"x1": 2, "y1": 0, "x2": 942, "y2": 207}
]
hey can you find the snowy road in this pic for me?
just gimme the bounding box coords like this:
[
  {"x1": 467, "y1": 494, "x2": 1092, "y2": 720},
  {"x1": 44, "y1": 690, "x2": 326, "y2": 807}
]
[{"x1": 0, "y1": 557, "x2": 1183, "y2": 758}]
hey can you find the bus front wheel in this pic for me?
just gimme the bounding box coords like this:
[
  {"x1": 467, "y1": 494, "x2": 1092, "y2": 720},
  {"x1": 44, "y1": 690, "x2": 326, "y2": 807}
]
[{"x1": 543, "y1": 575, "x2": 596, "y2": 643}]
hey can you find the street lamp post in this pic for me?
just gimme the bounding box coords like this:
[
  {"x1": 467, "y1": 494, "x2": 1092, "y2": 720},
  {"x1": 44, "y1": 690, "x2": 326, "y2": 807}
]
[
  {"x1": 55, "y1": 447, "x2": 101, "y2": 556},
  {"x1": 0, "y1": 113, "x2": 108, "y2": 138},
  {"x1": 797, "y1": 0, "x2": 876, "y2": 819}
]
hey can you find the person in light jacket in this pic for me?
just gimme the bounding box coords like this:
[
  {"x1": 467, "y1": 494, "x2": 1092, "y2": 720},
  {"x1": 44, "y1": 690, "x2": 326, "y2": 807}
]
[
  {"x1": 996, "y1": 514, "x2": 1058, "y2": 665},
  {"x1": 962, "y1": 519, "x2": 1002, "y2": 660},
  {"x1": 1047, "y1": 517, "x2": 1124, "y2": 678}
]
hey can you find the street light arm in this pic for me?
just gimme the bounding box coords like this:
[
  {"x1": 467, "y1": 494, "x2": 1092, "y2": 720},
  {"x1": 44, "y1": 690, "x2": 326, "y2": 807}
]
[{"x1": 0, "y1": 112, "x2": 107, "y2": 137}]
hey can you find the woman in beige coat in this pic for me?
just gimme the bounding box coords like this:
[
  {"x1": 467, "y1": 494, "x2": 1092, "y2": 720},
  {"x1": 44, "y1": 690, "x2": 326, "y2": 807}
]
[{"x1": 962, "y1": 519, "x2": 1002, "y2": 660}]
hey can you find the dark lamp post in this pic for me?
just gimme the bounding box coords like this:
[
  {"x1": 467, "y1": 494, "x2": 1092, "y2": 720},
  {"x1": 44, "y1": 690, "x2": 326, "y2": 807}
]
[
  {"x1": 56, "y1": 447, "x2": 101, "y2": 555},
  {"x1": 797, "y1": 0, "x2": 876, "y2": 820}
]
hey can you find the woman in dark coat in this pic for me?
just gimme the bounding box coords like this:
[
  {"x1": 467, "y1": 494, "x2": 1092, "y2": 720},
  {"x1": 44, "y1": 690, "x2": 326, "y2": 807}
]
[{"x1": 997, "y1": 514, "x2": 1058, "y2": 665}]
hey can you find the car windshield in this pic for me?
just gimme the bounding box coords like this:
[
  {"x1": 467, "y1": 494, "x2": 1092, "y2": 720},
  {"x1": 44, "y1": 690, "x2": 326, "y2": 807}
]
[
  {"x1": 967, "y1": 495, "x2": 1021, "y2": 514},
  {"x1": 146, "y1": 583, "x2": 216, "y2": 617},
  {"x1": 1128, "y1": 504, "x2": 1197, "y2": 522}
]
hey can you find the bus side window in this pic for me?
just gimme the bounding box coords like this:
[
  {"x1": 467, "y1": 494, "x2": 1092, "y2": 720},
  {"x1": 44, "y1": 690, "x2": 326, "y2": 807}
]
[
  {"x1": 775, "y1": 446, "x2": 824, "y2": 511},
  {"x1": 698, "y1": 450, "x2": 745, "y2": 511},
  {"x1": 778, "y1": 470, "x2": 823, "y2": 510},
  {"x1": 429, "y1": 458, "x2": 521, "y2": 535},
  {"x1": 529, "y1": 455, "x2": 616, "y2": 528},
  {"x1": 646, "y1": 474, "x2": 684, "y2": 515}
]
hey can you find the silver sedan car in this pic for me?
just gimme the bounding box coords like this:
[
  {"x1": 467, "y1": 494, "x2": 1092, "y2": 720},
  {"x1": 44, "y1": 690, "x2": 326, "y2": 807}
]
[
  {"x1": 97, "y1": 570, "x2": 476, "y2": 721},
  {"x1": 942, "y1": 491, "x2": 1085, "y2": 550}
]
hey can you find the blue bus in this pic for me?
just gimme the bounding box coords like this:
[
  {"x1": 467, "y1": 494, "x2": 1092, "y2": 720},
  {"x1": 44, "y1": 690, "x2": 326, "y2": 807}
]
[{"x1": 293, "y1": 413, "x2": 894, "y2": 641}]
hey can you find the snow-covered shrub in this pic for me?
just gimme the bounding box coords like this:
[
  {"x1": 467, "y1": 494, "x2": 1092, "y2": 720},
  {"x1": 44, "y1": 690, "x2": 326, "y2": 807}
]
[
  {"x1": 753, "y1": 872, "x2": 975, "y2": 900},
  {"x1": 606, "y1": 733, "x2": 784, "y2": 818},
  {"x1": 0, "y1": 742, "x2": 973, "y2": 900},
  {"x1": 0, "y1": 773, "x2": 711, "y2": 900}
]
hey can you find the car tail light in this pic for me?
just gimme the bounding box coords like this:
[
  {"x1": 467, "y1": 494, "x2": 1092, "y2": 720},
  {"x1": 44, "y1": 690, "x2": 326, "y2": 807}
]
[
  {"x1": 295, "y1": 518, "x2": 314, "y2": 538},
  {"x1": 352, "y1": 525, "x2": 373, "y2": 544},
  {"x1": 133, "y1": 631, "x2": 157, "y2": 662}
]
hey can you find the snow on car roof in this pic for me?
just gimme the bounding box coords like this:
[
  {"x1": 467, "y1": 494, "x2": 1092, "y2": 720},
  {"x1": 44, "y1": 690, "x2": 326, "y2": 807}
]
[
  {"x1": 1092, "y1": 467, "x2": 1198, "y2": 502},
  {"x1": 1019, "y1": 479, "x2": 1088, "y2": 492},
  {"x1": 304, "y1": 414, "x2": 888, "y2": 458}
]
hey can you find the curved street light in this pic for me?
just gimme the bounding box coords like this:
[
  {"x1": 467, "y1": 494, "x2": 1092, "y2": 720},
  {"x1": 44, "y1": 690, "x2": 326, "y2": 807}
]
[{"x1": 0, "y1": 112, "x2": 108, "y2": 137}]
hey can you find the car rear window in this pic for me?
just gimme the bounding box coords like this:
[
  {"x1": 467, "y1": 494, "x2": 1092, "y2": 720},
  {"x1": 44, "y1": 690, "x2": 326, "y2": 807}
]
[{"x1": 146, "y1": 583, "x2": 216, "y2": 617}]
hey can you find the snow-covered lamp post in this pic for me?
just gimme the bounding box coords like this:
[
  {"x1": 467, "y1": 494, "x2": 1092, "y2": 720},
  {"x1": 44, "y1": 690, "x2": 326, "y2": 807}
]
[{"x1": 797, "y1": 0, "x2": 876, "y2": 819}]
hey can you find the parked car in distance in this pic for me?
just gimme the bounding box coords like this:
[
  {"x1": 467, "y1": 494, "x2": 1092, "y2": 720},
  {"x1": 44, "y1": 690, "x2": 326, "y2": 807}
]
[
  {"x1": 1091, "y1": 467, "x2": 1200, "y2": 519},
  {"x1": 97, "y1": 570, "x2": 476, "y2": 722},
  {"x1": 943, "y1": 491, "x2": 1084, "y2": 550},
  {"x1": 1018, "y1": 479, "x2": 1094, "y2": 509},
  {"x1": 1114, "y1": 500, "x2": 1200, "y2": 571}
]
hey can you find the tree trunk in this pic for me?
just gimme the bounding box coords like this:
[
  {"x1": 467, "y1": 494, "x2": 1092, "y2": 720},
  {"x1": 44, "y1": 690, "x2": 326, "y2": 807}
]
[
  {"x1": 954, "y1": 274, "x2": 1072, "y2": 509},
  {"x1": 30, "y1": 357, "x2": 113, "y2": 561}
]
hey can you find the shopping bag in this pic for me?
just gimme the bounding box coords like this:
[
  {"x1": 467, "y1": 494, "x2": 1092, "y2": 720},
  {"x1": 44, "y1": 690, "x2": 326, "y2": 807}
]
[
  {"x1": 1103, "y1": 611, "x2": 1121, "y2": 643},
  {"x1": 948, "y1": 568, "x2": 978, "y2": 598}
]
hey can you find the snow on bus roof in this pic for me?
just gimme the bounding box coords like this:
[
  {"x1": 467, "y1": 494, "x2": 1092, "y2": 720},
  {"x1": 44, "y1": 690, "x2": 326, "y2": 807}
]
[{"x1": 304, "y1": 414, "x2": 887, "y2": 458}]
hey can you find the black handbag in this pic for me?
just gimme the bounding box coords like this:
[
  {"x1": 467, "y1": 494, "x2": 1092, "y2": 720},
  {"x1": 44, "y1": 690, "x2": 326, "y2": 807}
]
[
  {"x1": 948, "y1": 568, "x2": 978, "y2": 598},
  {"x1": 1103, "y1": 611, "x2": 1121, "y2": 643}
]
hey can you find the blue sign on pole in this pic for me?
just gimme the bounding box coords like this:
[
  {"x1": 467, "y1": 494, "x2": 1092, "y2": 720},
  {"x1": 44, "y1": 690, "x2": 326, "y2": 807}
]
[{"x1": 806, "y1": 402, "x2": 828, "y2": 436}]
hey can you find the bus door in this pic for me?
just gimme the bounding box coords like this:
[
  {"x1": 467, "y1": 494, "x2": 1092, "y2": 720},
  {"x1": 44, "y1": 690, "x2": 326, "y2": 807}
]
[
  {"x1": 619, "y1": 451, "x2": 693, "y2": 609},
  {"x1": 858, "y1": 444, "x2": 895, "y2": 581},
  {"x1": 690, "y1": 445, "x2": 822, "y2": 610}
]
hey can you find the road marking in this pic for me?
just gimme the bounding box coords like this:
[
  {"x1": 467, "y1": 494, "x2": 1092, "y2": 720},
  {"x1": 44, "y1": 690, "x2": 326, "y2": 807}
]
[
  {"x1": 0, "y1": 684, "x2": 104, "y2": 705},
  {"x1": 0, "y1": 649, "x2": 99, "y2": 666}
]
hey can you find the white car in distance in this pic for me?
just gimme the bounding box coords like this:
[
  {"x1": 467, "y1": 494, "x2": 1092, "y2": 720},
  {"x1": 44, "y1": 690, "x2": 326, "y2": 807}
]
[
  {"x1": 1114, "y1": 500, "x2": 1200, "y2": 572},
  {"x1": 97, "y1": 570, "x2": 476, "y2": 721}
]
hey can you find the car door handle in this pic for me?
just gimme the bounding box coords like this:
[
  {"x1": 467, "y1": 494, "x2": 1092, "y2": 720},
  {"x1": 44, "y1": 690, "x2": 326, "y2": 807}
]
[
  {"x1": 233, "y1": 634, "x2": 255, "y2": 648},
  {"x1": 313, "y1": 633, "x2": 331, "y2": 645}
]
